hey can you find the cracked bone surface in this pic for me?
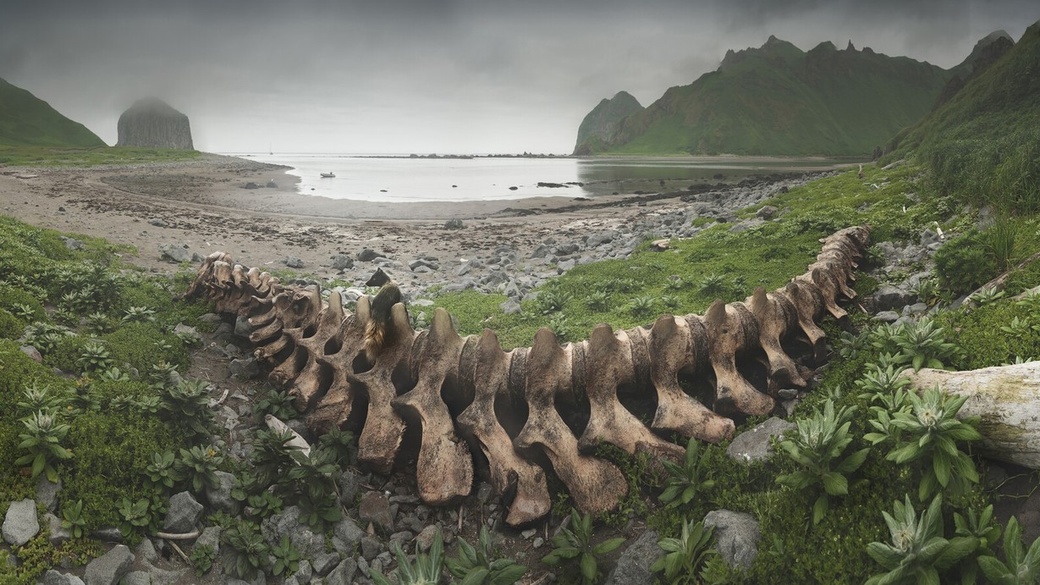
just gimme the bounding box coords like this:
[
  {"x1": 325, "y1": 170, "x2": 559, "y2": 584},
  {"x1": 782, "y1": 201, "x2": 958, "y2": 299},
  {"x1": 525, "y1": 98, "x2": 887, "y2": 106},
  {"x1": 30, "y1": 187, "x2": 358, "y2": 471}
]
[{"x1": 186, "y1": 225, "x2": 869, "y2": 524}]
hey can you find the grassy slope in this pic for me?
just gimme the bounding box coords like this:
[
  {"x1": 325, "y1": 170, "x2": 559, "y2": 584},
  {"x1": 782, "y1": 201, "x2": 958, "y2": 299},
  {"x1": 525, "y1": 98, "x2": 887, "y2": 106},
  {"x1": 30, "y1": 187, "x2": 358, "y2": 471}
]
[
  {"x1": 0, "y1": 78, "x2": 105, "y2": 148},
  {"x1": 0, "y1": 146, "x2": 201, "y2": 167},
  {"x1": 589, "y1": 42, "x2": 949, "y2": 157}
]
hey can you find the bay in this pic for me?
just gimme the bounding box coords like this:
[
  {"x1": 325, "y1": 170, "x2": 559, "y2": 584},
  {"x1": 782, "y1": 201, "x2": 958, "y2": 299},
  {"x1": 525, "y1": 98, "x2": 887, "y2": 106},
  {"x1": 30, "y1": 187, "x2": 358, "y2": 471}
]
[{"x1": 236, "y1": 153, "x2": 857, "y2": 203}]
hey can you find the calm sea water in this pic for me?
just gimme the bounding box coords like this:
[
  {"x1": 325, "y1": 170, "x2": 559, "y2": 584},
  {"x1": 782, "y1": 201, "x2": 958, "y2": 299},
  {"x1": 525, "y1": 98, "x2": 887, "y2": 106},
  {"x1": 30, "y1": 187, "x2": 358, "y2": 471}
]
[{"x1": 235, "y1": 153, "x2": 854, "y2": 203}]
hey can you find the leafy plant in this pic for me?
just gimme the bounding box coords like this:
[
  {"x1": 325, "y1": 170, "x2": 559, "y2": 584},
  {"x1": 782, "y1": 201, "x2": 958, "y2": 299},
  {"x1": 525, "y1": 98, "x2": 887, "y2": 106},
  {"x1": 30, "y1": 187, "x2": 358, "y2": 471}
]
[
  {"x1": 161, "y1": 378, "x2": 213, "y2": 439},
  {"x1": 15, "y1": 411, "x2": 73, "y2": 482},
  {"x1": 856, "y1": 364, "x2": 912, "y2": 410},
  {"x1": 542, "y1": 510, "x2": 625, "y2": 585},
  {"x1": 651, "y1": 519, "x2": 718, "y2": 585},
  {"x1": 271, "y1": 535, "x2": 301, "y2": 577},
  {"x1": 537, "y1": 290, "x2": 571, "y2": 315},
  {"x1": 775, "y1": 399, "x2": 870, "y2": 524},
  {"x1": 122, "y1": 305, "x2": 157, "y2": 323},
  {"x1": 222, "y1": 519, "x2": 269, "y2": 580},
  {"x1": 445, "y1": 526, "x2": 527, "y2": 585},
  {"x1": 699, "y1": 273, "x2": 728, "y2": 297},
  {"x1": 84, "y1": 312, "x2": 115, "y2": 334},
  {"x1": 176, "y1": 445, "x2": 224, "y2": 492},
  {"x1": 951, "y1": 504, "x2": 1002, "y2": 585},
  {"x1": 76, "y1": 340, "x2": 113, "y2": 374},
  {"x1": 866, "y1": 386, "x2": 981, "y2": 500},
  {"x1": 372, "y1": 529, "x2": 444, "y2": 585},
  {"x1": 659, "y1": 437, "x2": 716, "y2": 509},
  {"x1": 548, "y1": 314, "x2": 570, "y2": 342},
  {"x1": 144, "y1": 450, "x2": 178, "y2": 490},
  {"x1": 60, "y1": 499, "x2": 87, "y2": 539},
  {"x1": 665, "y1": 276, "x2": 686, "y2": 291},
  {"x1": 16, "y1": 383, "x2": 66, "y2": 417},
  {"x1": 865, "y1": 495, "x2": 973, "y2": 585},
  {"x1": 968, "y1": 286, "x2": 1006, "y2": 307},
  {"x1": 189, "y1": 543, "x2": 216, "y2": 576},
  {"x1": 585, "y1": 291, "x2": 610, "y2": 311},
  {"x1": 117, "y1": 497, "x2": 152, "y2": 538},
  {"x1": 978, "y1": 516, "x2": 1040, "y2": 584},
  {"x1": 870, "y1": 320, "x2": 962, "y2": 371},
  {"x1": 290, "y1": 446, "x2": 344, "y2": 528},
  {"x1": 254, "y1": 387, "x2": 297, "y2": 421},
  {"x1": 627, "y1": 294, "x2": 656, "y2": 317}
]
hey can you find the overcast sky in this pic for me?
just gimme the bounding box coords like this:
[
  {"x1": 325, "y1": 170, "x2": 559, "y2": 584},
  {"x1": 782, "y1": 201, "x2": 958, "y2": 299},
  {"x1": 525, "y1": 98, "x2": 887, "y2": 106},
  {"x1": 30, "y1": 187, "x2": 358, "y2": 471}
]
[{"x1": 1, "y1": 0, "x2": 1036, "y2": 154}]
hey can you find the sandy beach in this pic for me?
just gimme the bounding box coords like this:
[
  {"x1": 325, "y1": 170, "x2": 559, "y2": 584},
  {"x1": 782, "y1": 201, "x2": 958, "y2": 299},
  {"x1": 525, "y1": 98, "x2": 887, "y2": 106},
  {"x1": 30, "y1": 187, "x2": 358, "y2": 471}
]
[{"x1": 0, "y1": 153, "x2": 818, "y2": 293}]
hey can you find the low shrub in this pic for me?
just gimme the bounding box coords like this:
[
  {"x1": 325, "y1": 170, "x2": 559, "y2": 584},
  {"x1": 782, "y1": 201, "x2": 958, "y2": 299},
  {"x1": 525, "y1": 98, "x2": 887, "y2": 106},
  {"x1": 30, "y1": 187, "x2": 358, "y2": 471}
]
[{"x1": 933, "y1": 230, "x2": 998, "y2": 297}]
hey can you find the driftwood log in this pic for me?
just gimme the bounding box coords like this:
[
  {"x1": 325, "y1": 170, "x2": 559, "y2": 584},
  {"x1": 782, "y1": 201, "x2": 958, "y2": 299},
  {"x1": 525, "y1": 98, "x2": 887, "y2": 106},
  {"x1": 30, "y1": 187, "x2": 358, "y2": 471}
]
[
  {"x1": 905, "y1": 362, "x2": 1040, "y2": 469},
  {"x1": 185, "y1": 226, "x2": 869, "y2": 525}
]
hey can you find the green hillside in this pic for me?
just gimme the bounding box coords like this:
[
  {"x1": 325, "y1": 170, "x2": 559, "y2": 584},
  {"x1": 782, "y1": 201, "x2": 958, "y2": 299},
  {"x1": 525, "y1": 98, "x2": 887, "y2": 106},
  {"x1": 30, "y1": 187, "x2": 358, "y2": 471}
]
[
  {"x1": 575, "y1": 36, "x2": 950, "y2": 157},
  {"x1": 0, "y1": 78, "x2": 105, "y2": 147},
  {"x1": 888, "y1": 20, "x2": 1040, "y2": 213}
]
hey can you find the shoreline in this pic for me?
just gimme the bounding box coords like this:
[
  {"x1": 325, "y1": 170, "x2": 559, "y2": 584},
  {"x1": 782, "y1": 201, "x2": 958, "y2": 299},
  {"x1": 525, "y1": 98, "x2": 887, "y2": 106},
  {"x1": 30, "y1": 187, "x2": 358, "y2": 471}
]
[{"x1": 0, "y1": 152, "x2": 831, "y2": 300}]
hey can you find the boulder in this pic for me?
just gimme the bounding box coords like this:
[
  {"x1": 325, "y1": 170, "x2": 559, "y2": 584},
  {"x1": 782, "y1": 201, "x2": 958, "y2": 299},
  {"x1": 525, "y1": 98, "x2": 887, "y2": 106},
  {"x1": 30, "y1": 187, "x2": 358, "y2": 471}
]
[
  {"x1": 358, "y1": 491, "x2": 394, "y2": 535},
  {"x1": 36, "y1": 475, "x2": 61, "y2": 513},
  {"x1": 325, "y1": 557, "x2": 358, "y2": 585},
  {"x1": 330, "y1": 254, "x2": 354, "y2": 270},
  {"x1": 2, "y1": 498, "x2": 39, "y2": 546},
  {"x1": 872, "y1": 284, "x2": 914, "y2": 312},
  {"x1": 726, "y1": 417, "x2": 794, "y2": 465},
  {"x1": 604, "y1": 530, "x2": 661, "y2": 585},
  {"x1": 261, "y1": 506, "x2": 324, "y2": 560},
  {"x1": 116, "y1": 98, "x2": 193, "y2": 150},
  {"x1": 162, "y1": 491, "x2": 203, "y2": 533},
  {"x1": 357, "y1": 248, "x2": 382, "y2": 262},
  {"x1": 284, "y1": 256, "x2": 305, "y2": 269},
  {"x1": 158, "y1": 243, "x2": 191, "y2": 264},
  {"x1": 703, "y1": 510, "x2": 761, "y2": 570},
  {"x1": 84, "y1": 544, "x2": 134, "y2": 585},
  {"x1": 42, "y1": 570, "x2": 85, "y2": 585}
]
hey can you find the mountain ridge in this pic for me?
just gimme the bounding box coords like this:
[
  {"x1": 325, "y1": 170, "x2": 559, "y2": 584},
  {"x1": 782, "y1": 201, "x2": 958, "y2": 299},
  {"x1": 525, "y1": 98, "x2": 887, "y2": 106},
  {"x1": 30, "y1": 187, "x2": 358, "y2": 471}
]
[
  {"x1": 0, "y1": 77, "x2": 105, "y2": 148},
  {"x1": 574, "y1": 36, "x2": 952, "y2": 157}
]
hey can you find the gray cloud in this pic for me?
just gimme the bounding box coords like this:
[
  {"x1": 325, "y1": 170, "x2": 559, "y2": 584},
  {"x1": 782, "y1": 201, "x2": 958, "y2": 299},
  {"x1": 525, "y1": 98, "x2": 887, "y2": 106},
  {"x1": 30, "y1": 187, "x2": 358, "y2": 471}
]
[{"x1": 1, "y1": 0, "x2": 1037, "y2": 153}]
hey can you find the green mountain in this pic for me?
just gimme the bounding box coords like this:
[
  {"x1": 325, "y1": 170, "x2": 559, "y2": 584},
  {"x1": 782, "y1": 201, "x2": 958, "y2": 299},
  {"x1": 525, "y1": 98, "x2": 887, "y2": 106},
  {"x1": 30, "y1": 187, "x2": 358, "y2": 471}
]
[
  {"x1": 574, "y1": 36, "x2": 950, "y2": 157},
  {"x1": 889, "y1": 20, "x2": 1040, "y2": 212},
  {"x1": 573, "y1": 91, "x2": 644, "y2": 155},
  {"x1": 0, "y1": 77, "x2": 105, "y2": 147}
]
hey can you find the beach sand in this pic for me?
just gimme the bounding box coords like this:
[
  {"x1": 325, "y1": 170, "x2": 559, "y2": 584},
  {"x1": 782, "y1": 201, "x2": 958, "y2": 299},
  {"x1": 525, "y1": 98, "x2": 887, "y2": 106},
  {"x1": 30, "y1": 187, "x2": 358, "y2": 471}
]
[{"x1": 0, "y1": 152, "x2": 755, "y2": 282}]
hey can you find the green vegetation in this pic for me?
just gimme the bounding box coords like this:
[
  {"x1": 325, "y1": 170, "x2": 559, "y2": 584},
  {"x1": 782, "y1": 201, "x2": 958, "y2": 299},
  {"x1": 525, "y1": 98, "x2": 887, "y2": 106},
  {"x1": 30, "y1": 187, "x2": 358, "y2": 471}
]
[
  {"x1": 0, "y1": 77, "x2": 104, "y2": 148},
  {"x1": 542, "y1": 510, "x2": 625, "y2": 585},
  {"x1": 576, "y1": 37, "x2": 950, "y2": 156},
  {"x1": 0, "y1": 145, "x2": 201, "y2": 167}
]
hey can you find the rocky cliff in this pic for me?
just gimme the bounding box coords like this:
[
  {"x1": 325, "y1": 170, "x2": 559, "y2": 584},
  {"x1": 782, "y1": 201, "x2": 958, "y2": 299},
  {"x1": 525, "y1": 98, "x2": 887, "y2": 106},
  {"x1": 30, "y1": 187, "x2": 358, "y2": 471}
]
[
  {"x1": 116, "y1": 98, "x2": 194, "y2": 150},
  {"x1": 573, "y1": 91, "x2": 644, "y2": 155}
]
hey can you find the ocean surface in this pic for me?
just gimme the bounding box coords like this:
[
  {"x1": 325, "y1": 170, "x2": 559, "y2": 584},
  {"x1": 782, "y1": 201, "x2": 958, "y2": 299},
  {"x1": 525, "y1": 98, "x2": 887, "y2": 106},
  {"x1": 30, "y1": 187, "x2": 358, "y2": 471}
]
[{"x1": 235, "y1": 153, "x2": 856, "y2": 203}]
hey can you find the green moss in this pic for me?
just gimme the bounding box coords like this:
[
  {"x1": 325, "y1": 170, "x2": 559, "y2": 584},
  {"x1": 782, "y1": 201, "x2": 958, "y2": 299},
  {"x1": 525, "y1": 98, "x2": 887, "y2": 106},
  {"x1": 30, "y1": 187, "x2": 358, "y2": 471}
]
[
  {"x1": 0, "y1": 308, "x2": 25, "y2": 339},
  {"x1": 102, "y1": 322, "x2": 189, "y2": 373}
]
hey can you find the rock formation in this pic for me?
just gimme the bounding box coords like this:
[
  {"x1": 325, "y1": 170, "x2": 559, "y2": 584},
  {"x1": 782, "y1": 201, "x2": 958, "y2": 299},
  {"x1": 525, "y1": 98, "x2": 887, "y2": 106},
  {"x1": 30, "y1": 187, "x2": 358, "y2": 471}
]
[
  {"x1": 186, "y1": 226, "x2": 869, "y2": 525},
  {"x1": 116, "y1": 98, "x2": 193, "y2": 149},
  {"x1": 573, "y1": 91, "x2": 644, "y2": 156}
]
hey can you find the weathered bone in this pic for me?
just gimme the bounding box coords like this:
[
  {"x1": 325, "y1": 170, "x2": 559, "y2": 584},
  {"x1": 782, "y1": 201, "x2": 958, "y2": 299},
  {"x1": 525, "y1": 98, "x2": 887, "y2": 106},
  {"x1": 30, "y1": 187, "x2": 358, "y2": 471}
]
[
  {"x1": 184, "y1": 225, "x2": 869, "y2": 523},
  {"x1": 514, "y1": 329, "x2": 628, "y2": 514}
]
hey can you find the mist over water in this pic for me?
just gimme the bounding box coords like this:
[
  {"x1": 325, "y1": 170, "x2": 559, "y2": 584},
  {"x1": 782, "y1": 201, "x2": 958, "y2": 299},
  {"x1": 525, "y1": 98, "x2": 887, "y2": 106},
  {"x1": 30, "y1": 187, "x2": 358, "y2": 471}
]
[{"x1": 239, "y1": 153, "x2": 857, "y2": 203}]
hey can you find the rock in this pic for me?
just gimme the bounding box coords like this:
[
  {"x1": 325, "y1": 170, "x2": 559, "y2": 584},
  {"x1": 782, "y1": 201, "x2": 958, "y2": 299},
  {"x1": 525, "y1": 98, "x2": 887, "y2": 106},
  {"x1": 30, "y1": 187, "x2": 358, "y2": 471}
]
[
  {"x1": 325, "y1": 558, "x2": 358, "y2": 585},
  {"x1": 557, "y1": 259, "x2": 576, "y2": 272},
  {"x1": 163, "y1": 491, "x2": 203, "y2": 533},
  {"x1": 45, "y1": 512, "x2": 70, "y2": 545},
  {"x1": 604, "y1": 530, "x2": 661, "y2": 585},
  {"x1": 20, "y1": 345, "x2": 43, "y2": 363},
  {"x1": 337, "y1": 469, "x2": 361, "y2": 507},
  {"x1": 234, "y1": 315, "x2": 254, "y2": 337},
  {"x1": 359, "y1": 492, "x2": 394, "y2": 535},
  {"x1": 284, "y1": 256, "x2": 305, "y2": 269},
  {"x1": 312, "y1": 551, "x2": 342, "y2": 576},
  {"x1": 331, "y1": 255, "x2": 354, "y2": 270},
  {"x1": 332, "y1": 517, "x2": 365, "y2": 555},
  {"x1": 205, "y1": 470, "x2": 237, "y2": 513},
  {"x1": 872, "y1": 284, "x2": 914, "y2": 312},
  {"x1": 586, "y1": 231, "x2": 617, "y2": 247},
  {"x1": 243, "y1": 182, "x2": 260, "y2": 190},
  {"x1": 366, "y1": 267, "x2": 392, "y2": 288},
  {"x1": 158, "y1": 243, "x2": 191, "y2": 263},
  {"x1": 117, "y1": 98, "x2": 193, "y2": 149},
  {"x1": 84, "y1": 544, "x2": 134, "y2": 585},
  {"x1": 756, "y1": 205, "x2": 778, "y2": 220},
  {"x1": 266, "y1": 180, "x2": 278, "y2": 188},
  {"x1": 121, "y1": 571, "x2": 149, "y2": 585},
  {"x1": 261, "y1": 506, "x2": 324, "y2": 560},
  {"x1": 2, "y1": 498, "x2": 39, "y2": 546},
  {"x1": 357, "y1": 248, "x2": 382, "y2": 262},
  {"x1": 43, "y1": 570, "x2": 85, "y2": 585},
  {"x1": 148, "y1": 218, "x2": 168, "y2": 228},
  {"x1": 229, "y1": 357, "x2": 260, "y2": 379},
  {"x1": 650, "y1": 239, "x2": 670, "y2": 251},
  {"x1": 196, "y1": 525, "x2": 221, "y2": 556},
  {"x1": 357, "y1": 536, "x2": 380, "y2": 563},
  {"x1": 726, "y1": 417, "x2": 794, "y2": 465},
  {"x1": 443, "y1": 219, "x2": 464, "y2": 230},
  {"x1": 415, "y1": 524, "x2": 440, "y2": 552},
  {"x1": 703, "y1": 510, "x2": 761, "y2": 570},
  {"x1": 135, "y1": 537, "x2": 159, "y2": 564},
  {"x1": 61, "y1": 236, "x2": 84, "y2": 250},
  {"x1": 873, "y1": 310, "x2": 901, "y2": 323},
  {"x1": 500, "y1": 299, "x2": 522, "y2": 315},
  {"x1": 294, "y1": 560, "x2": 313, "y2": 585},
  {"x1": 36, "y1": 475, "x2": 61, "y2": 513},
  {"x1": 173, "y1": 323, "x2": 201, "y2": 345}
]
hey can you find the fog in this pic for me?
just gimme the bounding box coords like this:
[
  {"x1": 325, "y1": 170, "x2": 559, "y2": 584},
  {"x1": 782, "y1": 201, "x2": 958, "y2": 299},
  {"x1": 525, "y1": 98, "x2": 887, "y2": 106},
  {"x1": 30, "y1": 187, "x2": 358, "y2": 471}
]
[{"x1": 1, "y1": 0, "x2": 1036, "y2": 153}]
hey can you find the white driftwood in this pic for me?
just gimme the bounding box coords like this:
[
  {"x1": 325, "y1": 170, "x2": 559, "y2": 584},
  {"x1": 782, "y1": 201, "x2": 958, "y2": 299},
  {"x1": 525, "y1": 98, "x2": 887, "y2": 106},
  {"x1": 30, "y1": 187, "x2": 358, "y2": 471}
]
[
  {"x1": 905, "y1": 361, "x2": 1040, "y2": 468},
  {"x1": 265, "y1": 414, "x2": 311, "y2": 460}
]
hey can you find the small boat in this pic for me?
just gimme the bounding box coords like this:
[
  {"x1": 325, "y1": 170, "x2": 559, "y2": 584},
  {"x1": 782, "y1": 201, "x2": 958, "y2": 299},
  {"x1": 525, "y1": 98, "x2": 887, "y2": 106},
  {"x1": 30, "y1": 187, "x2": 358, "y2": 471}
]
[{"x1": 320, "y1": 172, "x2": 335, "y2": 178}]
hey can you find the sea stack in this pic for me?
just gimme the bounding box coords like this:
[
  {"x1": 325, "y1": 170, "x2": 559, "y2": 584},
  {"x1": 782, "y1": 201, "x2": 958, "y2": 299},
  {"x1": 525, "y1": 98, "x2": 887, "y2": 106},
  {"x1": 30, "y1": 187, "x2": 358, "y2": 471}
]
[{"x1": 116, "y1": 98, "x2": 194, "y2": 149}]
